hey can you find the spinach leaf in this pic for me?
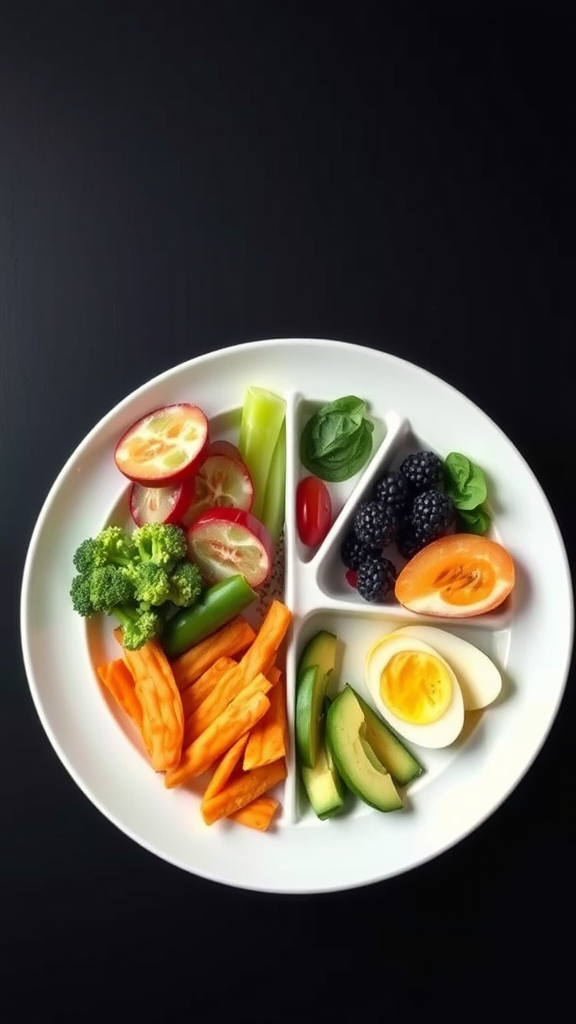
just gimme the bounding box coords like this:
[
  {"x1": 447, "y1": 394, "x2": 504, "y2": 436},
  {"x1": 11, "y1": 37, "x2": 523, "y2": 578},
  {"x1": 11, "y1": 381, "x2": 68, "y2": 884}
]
[
  {"x1": 300, "y1": 396, "x2": 374, "y2": 481},
  {"x1": 458, "y1": 505, "x2": 492, "y2": 535},
  {"x1": 444, "y1": 451, "x2": 488, "y2": 510}
]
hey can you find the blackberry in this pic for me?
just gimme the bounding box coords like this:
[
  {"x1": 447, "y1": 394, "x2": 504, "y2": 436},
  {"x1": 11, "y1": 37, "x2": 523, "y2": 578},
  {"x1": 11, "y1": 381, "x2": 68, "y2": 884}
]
[
  {"x1": 396, "y1": 525, "x2": 425, "y2": 562},
  {"x1": 408, "y1": 489, "x2": 455, "y2": 545},
  {"x1": 356, "y1": 554, "x2": 397, "y2": 602},
  {"x1": 400, "y1": 450, "x2": 443, "y2": 494},
  {"x1": 340, "y1": 532, "x2": 372, "y2": 571},
  {"x1": 374, "y1": 470, "x2": 410, "y2": 515},
  {"x1": 353, "y1": 501, "x2": 397, "y2": 549}
]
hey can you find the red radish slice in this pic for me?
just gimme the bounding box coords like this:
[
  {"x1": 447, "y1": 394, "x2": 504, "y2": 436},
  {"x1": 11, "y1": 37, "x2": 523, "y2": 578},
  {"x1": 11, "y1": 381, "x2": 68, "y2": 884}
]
[
  {"x1": 187, "y1": 508, "x2": 273, "y2": 587},
  {"x1": 185, "y1": 453, "x2": 254, "y2": 525},
  {"x1": 208, "y1": 439, "x2": 243, "y2": 460},
  {"x1": 114, "y1": 403, "x2": 209, "y2": 486},
  {"x1": 129, "y1": 476, "x2": 196, "y2": 526}
]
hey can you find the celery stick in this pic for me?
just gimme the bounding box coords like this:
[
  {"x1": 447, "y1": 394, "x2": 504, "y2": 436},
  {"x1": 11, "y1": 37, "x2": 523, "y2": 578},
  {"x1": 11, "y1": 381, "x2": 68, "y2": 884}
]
[
  {"x1": 261, "y1": 418, "x2": 286, "y2": 541},
  {"x1": 238, "y1": 387, "x2": 286, "y2": 522}
]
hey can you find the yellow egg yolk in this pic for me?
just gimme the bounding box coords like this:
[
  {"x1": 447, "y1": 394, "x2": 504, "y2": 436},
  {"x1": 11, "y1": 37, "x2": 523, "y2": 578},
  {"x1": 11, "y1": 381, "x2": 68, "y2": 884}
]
[{"x1": 379, "y1": 650, "x2": 453, "y2": 724}]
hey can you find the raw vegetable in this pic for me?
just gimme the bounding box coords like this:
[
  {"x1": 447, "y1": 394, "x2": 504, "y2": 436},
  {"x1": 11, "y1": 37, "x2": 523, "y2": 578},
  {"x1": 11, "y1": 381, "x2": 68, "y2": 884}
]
[
  {"x1": 207, "y1": 439, "x2": 242, "y2": 459},
  {"x1": 161, "y1": 574, "x2": 258, "y2": 659},
  {"x1": 229, "y1": 797, "x2": 280, "y2": 831},
  {"x1": 201, "y1": 759, "x2": 287, "y2": 825},
  {"x1": 129, "y1": 476, "x2": 196, "y2": 526},
  {"x1": 69, "y1": 523, "x2": 202, "y2": 649},
  {"x1": 300, "y1": 698, "x2": 347, "y2": 819},
  {"x1": 394, "y1": 532, "x2": 515, "y2": 617},
  {"x1": 119, "y1": 637, "x2": 185, "y2": 772},
  {"x1": 238, "y1": 387, "x2": 286, "y2": 522},
  {"x1": 186, "y1": 507, "x2": 273, "y2": 587},
  {"x1": 295, "y1": 629, "x2": 338, "y2": 769},
  {"x1": 202, "y1": 735, "x2": 249, "y2": 802},
  {"x1": 170, "y1": 615, "x2": 256, "y2": 690},
  {"x1": 296, "y1": 475, "x2": 333, "y2": 547},
  {"x1": 180, "y1": 657, "x2": 237, "y2": 718},
  {"x1": 260, "y1": 418, "x2": 287, "y2": 542},
  {"x1": 243, "y1": 671, "x2": 287, "y2": 770},
  {"x1": 96, "y1": 658, "x2": 144, "y2": 735},
  {"x1": 300, "y1": 396, "x2": 374, "y2": 482},
  {"x1": 114, "y1": 403, "x2": 209, "y2": 486},
  {"x1": 443, "y1": 451, "x2": 492, "y2": 535},
  {"x1": 184, "y1": 453, "x2": 254, "y2": 525}
]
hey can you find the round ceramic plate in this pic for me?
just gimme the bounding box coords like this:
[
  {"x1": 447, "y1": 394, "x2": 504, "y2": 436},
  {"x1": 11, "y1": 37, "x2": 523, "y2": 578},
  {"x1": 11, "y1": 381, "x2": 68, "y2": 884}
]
[{"x1": 20, "y1": 339, "x2": 573, "y2": 893}]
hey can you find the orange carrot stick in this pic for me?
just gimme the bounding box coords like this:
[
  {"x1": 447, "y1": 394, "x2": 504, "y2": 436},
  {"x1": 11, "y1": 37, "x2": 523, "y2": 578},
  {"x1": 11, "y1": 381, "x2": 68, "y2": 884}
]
[
  {"x1": 201, "y1": 759, "x2": 287, "y2": 825},
  {"x1": 230, "y1": 797, "x2": 280, "y2": 831},
  {"x1": 243, "y1": 674, "x2": 287, "y2": 770},
  {"x1": 180, "y1": 656, "x2": 237, "y2": 719},
  {"x1": 170, "y1": 616, "x2": 256, "y2": 691},
  {"x1": 202, "y1": 735, "x2": 248, "y2": 803},
  {"x1": 121, "y1": 639, "x2": 184, "y2": 772},
  {"x1": 165, "y1": 675, "x2": 272, "y2": 788},
  {"x1": 97, "y1": 658, "x2": 144, "y2": 733}
]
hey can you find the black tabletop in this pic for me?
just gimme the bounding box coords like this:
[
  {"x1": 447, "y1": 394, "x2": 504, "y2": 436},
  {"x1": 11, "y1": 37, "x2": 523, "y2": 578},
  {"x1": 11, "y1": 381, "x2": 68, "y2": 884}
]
[{"x1": 2, "y1": 2, "x2": 575, "y2": 1020}]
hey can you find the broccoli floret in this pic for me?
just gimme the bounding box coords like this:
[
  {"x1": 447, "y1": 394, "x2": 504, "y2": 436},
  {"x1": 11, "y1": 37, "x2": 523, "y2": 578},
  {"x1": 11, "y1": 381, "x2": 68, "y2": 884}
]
[
  {"x1": 72, "y1": 538, "x2": 101, "y2": 575},
  {"x1": 166, "y1": 560, "x2": 203, "y2": 608},
  {"x1": 132, "y1": 523, "x2": 187, "y2": 571},
  {"x1": 89, "y1": 564, "x2": 135, "y2": 614},
  {"x1": 114, "y1": 607, "x2": 162, "y2": 650},
  {"x1": 130, "y1": 561, "x2": 171, "y2": 607},
  {"x1": 70, "y1": 573, "x2": 97, "y2": 617},
  {"x1": 94, "y1": 525, "x2": 137, "y2": 567}
]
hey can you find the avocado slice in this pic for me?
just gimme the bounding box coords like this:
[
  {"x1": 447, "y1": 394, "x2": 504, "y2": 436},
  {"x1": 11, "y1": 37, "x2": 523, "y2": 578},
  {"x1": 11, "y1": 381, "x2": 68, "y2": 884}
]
[
  {"x1": 354, "y1": 691, "x2": 424, "y2": 786},
  {"x1": 326, "y1": 685, "x2": 403, "y2": 812},
  {"x1": 295, "y1": 630, "x2": 338, "y2": 769},
  {"x1": 301, "y1": 698, "x2": 347, "y2": 819}
]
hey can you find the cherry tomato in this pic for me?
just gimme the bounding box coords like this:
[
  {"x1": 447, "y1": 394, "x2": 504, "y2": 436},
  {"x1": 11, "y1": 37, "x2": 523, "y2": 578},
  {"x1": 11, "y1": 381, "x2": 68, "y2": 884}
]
[{"x1": 296, "y1": 476, "x2": 333, "y2": 547}]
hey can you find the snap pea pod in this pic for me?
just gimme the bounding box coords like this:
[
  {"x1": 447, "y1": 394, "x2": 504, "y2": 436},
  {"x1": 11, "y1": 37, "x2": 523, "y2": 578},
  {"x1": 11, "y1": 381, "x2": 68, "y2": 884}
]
[{"x1": 161, "y1": 574, "x2": 258, "y2": 659}]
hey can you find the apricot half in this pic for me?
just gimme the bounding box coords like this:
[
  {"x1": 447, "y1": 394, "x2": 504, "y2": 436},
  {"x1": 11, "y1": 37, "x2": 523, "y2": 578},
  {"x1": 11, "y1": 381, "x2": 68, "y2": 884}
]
[{"x1": 395, "y1": 533, "x2": 515, "y2": 617}]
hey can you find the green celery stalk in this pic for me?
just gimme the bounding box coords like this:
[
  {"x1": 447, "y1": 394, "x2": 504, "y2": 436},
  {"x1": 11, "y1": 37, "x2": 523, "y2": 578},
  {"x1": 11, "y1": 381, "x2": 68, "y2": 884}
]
[
  {"x1": 261, "y1": 418, "x2": 286, "y2": 541},
  {"x1": 238, "y1": 387, "x2": 286, "y2": 523}
]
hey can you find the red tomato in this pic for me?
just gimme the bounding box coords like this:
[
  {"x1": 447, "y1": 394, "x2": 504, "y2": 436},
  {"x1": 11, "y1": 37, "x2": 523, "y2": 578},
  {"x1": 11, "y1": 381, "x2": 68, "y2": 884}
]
[{"x1": 296, "y1": 476, "x2": 333, "y2": 547}]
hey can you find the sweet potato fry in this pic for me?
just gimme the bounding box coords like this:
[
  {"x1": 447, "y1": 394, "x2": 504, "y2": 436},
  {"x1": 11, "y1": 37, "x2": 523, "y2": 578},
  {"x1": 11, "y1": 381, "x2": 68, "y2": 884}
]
[
  {"x1": 165, "y1": 675, "x2": 272, "y2": 788},
  {"x1": 202, "y1": 735, "x2": 248, "y2": 803},
  {"x1": 180, "y1": 656, "x2": 237, "y2": 719},
  {"x1": 230, "y1": 797, "x2": 280, "y2": 831},
  {"x1": 243, "y1": 674, "x2": 287, "y2": 770},
  {"x1": 170, "y1": 616, "x2": 256, "y2": 691},
  {"x1": 121, "y1": 639, "x2": 184, "y2": 772},
  {"x1": 201, "y1": 758, "x2": 287, "y2": 825}
]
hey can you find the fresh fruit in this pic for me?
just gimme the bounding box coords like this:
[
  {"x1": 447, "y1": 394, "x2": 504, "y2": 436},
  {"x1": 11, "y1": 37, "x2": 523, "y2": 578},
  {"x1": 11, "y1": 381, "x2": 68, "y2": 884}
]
[
  {"x1": 364, "y1": 634, "x2": 465, "y2": 749},
  {"x1": 238, "y1": 387, "x2": 286, "y2": 523},
  {"x1": 356, "y1": 554, "x2": 397, "y2": 602},
  {"x1": 296, "y1": 475, "x2": 333, "y2": 548},
  {"x1": 340, "y1": 533, "x2": 372, "y2": 571},
  {"x1": 114, "y1": 403, "x2": 209, "y2": 487},
  {"x1": 400, "y1": 450, "x2": 443, "y2": 494},
  {"x1": 186, "y1": 507, "x2": 273, "y2": 587},
  {"x1": 394, "y1": 533, "x2": 515, "y2": 617},
  {"x1": 326, "y1": 686, "x2": 403, "y2": 812},
  {"x1": 353, "y1": 501, "x2": 397, "y2": 549},
  {"x1": 161, "y1": 574, "x2": 258, "y2": 659},
  {"x1": 207, "y1": 439, "x2": 242, "y2": 459},
  {"x1": 295, "y1": 630, "x2": 338, "y2": 769},
  {"x1": 374, "y1": 470, "x2": 410, "y2": 515},
  {"x1": 300, "y1": 700, "x2": 347, "y2": 819},
  {"x1": 353, "y1": 690, "x2": 424, "y2": 786},
  {"x1": 129, "y1": 476, "x2": 196, "y2": 526},
  {"x1": 378, "y1": 625, "x2": 502, "y2": 711},
  {"x1": 407, "y1": 489, "x2": 455, "y2": 546},
  {"x1": 185, "y1": 453, "x2": 254, "y2": 524}
]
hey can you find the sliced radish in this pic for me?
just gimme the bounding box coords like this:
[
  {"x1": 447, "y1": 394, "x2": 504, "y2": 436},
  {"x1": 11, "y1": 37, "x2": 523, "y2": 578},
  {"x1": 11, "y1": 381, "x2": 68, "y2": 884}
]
[
  {"x1": 187, "y1": 507, "x2": 273, "y2": 588},
  {"x1": 114, "y1": 403, "x2": 209, "y2": 486},
  {"x1": 129, "y1": 476, "x2": 196, "y2": 526},
  {"x1": 184, "y1": 453, "x2": 254, "y2": 525},
  {"x1": 208, "y1": 439, "x2": 243, "y2": 460}
]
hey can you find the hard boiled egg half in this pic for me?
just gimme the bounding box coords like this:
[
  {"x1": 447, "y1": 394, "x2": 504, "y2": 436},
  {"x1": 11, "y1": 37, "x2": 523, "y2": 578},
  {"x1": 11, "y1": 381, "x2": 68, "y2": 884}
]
[{"x1": 364, "y1": 627, "x2": 502, "y2": 750}]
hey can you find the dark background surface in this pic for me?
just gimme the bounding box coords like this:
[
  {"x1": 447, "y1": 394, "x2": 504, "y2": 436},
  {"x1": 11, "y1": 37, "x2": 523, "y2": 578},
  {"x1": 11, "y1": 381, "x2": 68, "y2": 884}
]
[{"x1": 1, "y1": 2, "x2": 574, "y2": 1020}]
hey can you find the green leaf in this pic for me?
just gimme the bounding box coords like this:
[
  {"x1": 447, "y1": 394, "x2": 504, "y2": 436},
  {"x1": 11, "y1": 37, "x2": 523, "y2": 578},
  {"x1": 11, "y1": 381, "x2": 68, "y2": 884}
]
[
  {"x1": 300, "y1": 396, "x2": 374, "y2": 481},
  {"x1": 458, "y1": 505, "x2": 492, "y2": 535},
  {"x1": 444, "y1": 451, "x2": 488, "y2": 510}
]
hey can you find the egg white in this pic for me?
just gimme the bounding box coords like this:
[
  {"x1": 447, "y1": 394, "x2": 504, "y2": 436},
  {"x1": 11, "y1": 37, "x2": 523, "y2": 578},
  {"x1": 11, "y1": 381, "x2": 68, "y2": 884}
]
[
  {"x1": 375, "y1": 625, "x2": 502, "y2": 711},
  {"x1": 364, "y1": 636, "x2": 465, "y2": 749}
]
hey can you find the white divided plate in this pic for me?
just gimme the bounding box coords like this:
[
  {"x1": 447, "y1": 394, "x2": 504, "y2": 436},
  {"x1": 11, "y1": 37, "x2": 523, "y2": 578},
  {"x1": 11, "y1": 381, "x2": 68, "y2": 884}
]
[{"x1": 20, "y1": 338, "x2": 573, "y2": 893}]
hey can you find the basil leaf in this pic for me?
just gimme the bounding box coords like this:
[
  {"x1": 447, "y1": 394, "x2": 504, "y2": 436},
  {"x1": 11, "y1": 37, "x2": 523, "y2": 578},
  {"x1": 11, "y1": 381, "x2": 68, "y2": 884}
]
[
  {"x1": 317, "y1": 395, "x2": 366, "y2": 427},
  {"x1": 444, "y1": 451, "x2": 488, "y2": 510},
  {"x1": 309, "y1": 423, "x2": 374, "y2": 482},
  {"x1": 458, "y1": 505, "x2": 492, "y2": 535},
  {"x1": 311, "y1": 414, "x2": 363, "y2": 458},
  {"x1": 300, "y1": 396, "x2": 373, "y2": 481}
]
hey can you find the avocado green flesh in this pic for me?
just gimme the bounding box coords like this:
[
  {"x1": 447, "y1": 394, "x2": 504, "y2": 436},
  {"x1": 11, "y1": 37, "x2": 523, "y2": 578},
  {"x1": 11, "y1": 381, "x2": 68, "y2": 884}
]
[
  {"x1": 301, "y1": 742, "x2": 347, "y2": 819},
  {"x1": 295, "y1": 631, "x2": 338, "y2": 770},
  {"x1": 354, "y1": 690, "x2": 424, "y2": 786},
  {"x1": 326, "y1": 686, "x2": 403, "y2": 812}
]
